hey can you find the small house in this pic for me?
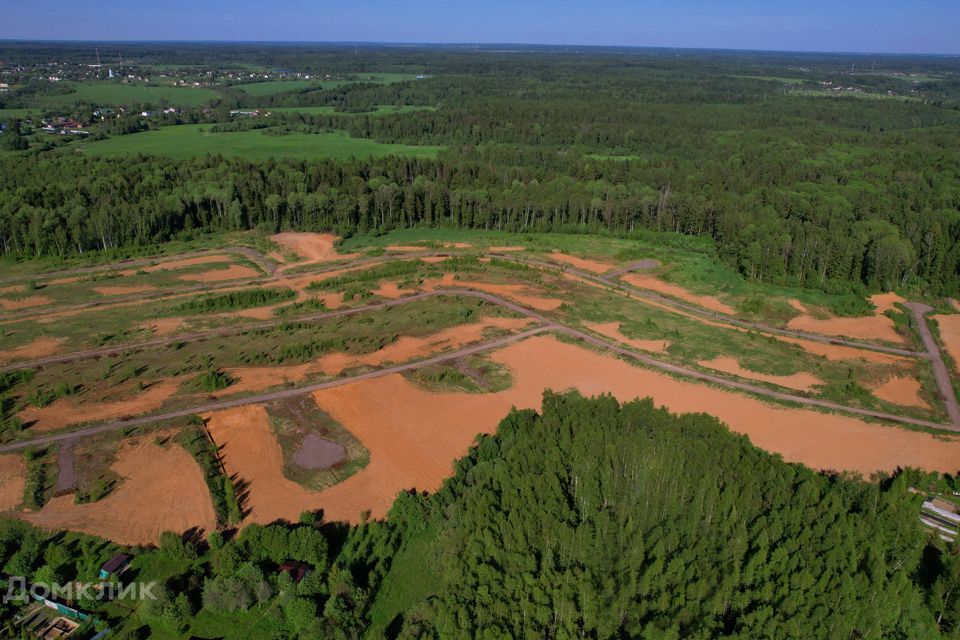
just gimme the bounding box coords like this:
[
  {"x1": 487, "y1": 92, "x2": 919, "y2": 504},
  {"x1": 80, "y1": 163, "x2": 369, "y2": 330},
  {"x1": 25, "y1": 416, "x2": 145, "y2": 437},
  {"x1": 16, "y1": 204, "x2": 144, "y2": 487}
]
[
  {"x1": 99, "y1": 553, "x2": 131, "y2": 580},
  {"x1": 278, "y1": 561, "x2": 310, "y2": 584}
]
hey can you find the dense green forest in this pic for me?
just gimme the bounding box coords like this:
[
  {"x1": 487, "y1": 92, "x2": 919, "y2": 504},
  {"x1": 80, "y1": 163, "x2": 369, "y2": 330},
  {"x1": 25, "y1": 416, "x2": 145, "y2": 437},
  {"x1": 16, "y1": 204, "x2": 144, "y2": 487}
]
[
  {"x1": 0, "y1": 393, "x2": 958, "y2": 638},
  {"x1": 2, "y1": 45, "x2": 960, "y2": 294}
]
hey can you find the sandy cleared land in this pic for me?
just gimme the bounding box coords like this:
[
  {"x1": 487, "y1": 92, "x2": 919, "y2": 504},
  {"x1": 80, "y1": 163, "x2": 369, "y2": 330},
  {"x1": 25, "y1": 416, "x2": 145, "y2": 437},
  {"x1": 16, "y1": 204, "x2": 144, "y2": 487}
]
[
  {"x1": 489, "y1": 246, "x2": 525, "y2": 252},
  {"x1": 420, "y1": 256, "x2": 449, "y2": 264},
  {"x1": 778, "y1": 335, "x2": 910, "y2": 365},
  {"x1": 120, "y1": 254, "x2": 236, "y2": 276},
  {"x1": 621, "y1": 273, "x2": 736, "y2": 315},
  {"x1": 21, "y1": 433, "x2": 216, "y2": 545},
  {"x1": 787, "y1": 294, "x2": 906, "y2": 344},
  {"x1": 178, "y1": 264, "x2": 260, "y2": 283},
  {"x1": 0, "y1": 454, "x2": 25, "y2": 512},
  {"x1": 94, "y1": 284, "x2": 157, "y2": 296},
  {"x1": 45, "y1": 277, "x2": 82, "y2": 286},
  {"x1": 222, "y1": 317, "x2": 534, "y2": 396},
  {"x1": 385, "y1": 245, "x2": 423, "y2": 252},
  {"x1": 271, "y1": 232, "x2": 360, "y2": 264},
  {"x1": 443, "y1": 242, "x2": 473, "y2": 248},
  {"x1": 0, "y1": 284, "x2": 26, "y2": 295},
  {"x1": 0, "y1": 336, "x2": 63, "y2": 364},
  {"x1": 423, "y1": 275, "x2": 562, "y2": 311},
  {"x1": 302, "y1": 335, "x2": 960, "y2": 523},
  {"x1": 870, "y1": 376, "x2": 929, "y2": 409},
  {"x1": 584, "y1": 321, "x2": 670, "y2": 353},
  {"x1": 18, "y1": 379, "x2": 182, "y2": 432},
  {"x1": 698, "y1": 356, "x2": 822, "y2": 392},
  {"x1": 548, "y1": 252, "x2": 614, "y2": 274},
  {"x1": 205, "y1": 405, "x2": 319, "y2": 525},
  {"x1": 371, "y1": 281, "x2": 416, "y2": 299},
  {"x1": 140, "y1": 317, "x2": 186, "y2": 336},
  {"x1": 934, "y1": 313, "x2": 960, "y2": 375},
  {"x1": 0, "y1": 295, "x2": 52, "y2": 311}
]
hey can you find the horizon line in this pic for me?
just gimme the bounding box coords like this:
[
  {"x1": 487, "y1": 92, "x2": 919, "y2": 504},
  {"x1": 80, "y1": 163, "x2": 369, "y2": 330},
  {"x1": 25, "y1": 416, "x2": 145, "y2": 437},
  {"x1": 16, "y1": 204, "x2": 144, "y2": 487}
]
[{"x1": 0, "y1": 38, "x2": 958, "y2": 58}]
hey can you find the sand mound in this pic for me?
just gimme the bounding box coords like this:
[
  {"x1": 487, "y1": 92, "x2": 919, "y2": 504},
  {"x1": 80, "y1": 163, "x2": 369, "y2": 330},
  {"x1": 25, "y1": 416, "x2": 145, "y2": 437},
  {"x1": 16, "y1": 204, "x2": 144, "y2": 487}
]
[
  {"x1": 584, "y1": 321, "x2": 670, "y2": 353},
  {"x1": 178, "y1": 264, "x2": 259, "y2": 283},
  {"x1": 21, "y1": 433, "x2": 216, "y2": 545},
  {"x1": 18, "y1": 379, "x2": 181, "y2": 432},
  {"x1": 548, "y1": 252, "x2": 613, "y2": 274},
  {"x1": 787, "y1": 293, "x2": 906, "y2": 344},
  {"x1": 621, "y1": 273, "x2": 736, "y2": 315},
  {"x1": 698, "y1": 356, "x2": 822, "y2": 392},
  {"x1": 94, "y1": 284, "x2": 157, "y2": 296},
  {"x1": 304, "y1": 335, "x2": 960, "y2": 523},
  {"x1": 0, "y1": 454, "x2": 26, "y2": 512},
  {"x1": 271, "y1": 232, "x2": 349, "y2": 262},
  {"x1": 0, "y1": 336, "x2": 63, "y2": 364},
  {"x1": 870, "y1": 376, "x2": 929, "y2": 409},
  {"x1": 0, "y1": 296, "x2": 52, "y2": 311}
]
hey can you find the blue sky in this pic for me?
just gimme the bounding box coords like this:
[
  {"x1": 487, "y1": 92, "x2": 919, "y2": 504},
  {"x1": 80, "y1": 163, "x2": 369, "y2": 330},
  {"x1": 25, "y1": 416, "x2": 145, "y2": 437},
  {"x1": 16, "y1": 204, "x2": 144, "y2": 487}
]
[{"x1": 3, "y1": 0, "x2": 958, "y2": 54}]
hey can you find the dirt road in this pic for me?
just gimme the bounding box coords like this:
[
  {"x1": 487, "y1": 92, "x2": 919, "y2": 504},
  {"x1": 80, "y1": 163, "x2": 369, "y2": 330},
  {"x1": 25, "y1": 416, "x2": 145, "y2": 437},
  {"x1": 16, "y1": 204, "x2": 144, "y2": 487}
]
[{"x1": 907, "y1": 302, "x2": 960, "y2": 426}]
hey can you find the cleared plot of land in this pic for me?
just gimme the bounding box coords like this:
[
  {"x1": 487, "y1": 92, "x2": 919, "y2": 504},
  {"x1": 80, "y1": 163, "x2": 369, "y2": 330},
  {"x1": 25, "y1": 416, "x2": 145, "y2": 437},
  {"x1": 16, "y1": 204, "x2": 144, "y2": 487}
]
[
  {"x1": 870, "y1": 376, "x2": 930, "y2": 409},
  {"x1": 302, "y1": 334, "x2": 960, "y2": 524},
  {"x1": 698, "y1": 356, "x2": 823, "y2": 392},
  {"x1": 584, "y1": 321, "x2": 669, "y2": 353},
  {"x1": 21, "y1": 433, "x2": 216, "y2": 545},
  {"x1": 934, "y1": 311, "x2": 960, "y2": 376},
  {"x1": 787, "y1": 294, "x2": 906, "y2": 344},
  {"x1": 0, "y1": 454, "x2": 26, "y2": 511},
  {"x1": 37, "y1": 81, "x2": 219, "y2": 107},
  {"x1": 78, "y1": 125, "x2": 443, "y2": 161},
  {"x1": 548, "y1": 252, "x2": 614, "y2": 274},
  {"x1": 621, "y1": 272, "x2": 737, "y2": 314}
]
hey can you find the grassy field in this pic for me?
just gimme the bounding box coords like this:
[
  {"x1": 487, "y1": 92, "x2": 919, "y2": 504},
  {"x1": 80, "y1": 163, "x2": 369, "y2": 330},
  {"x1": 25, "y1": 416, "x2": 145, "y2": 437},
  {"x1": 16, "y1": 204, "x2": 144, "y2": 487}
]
[
  {"x1": 269, "y1": 105, "x2": 436, "y2": 116},
  {"x1": 0, "y1": 108, "x2": 32, "y2": 121},
  {"x1": 77, "y1": 124, "x2": 442, "y2": 160},
  {"x1": 36, "y1": 81, "x2": 220, "y2": 108}
]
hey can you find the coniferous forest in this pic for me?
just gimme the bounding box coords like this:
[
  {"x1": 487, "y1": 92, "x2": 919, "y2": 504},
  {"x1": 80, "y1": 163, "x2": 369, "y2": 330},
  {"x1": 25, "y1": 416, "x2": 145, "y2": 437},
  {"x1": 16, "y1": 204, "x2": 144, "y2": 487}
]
[{"x1": 1, "y1": 44, "x2": 960, "y2": 294}]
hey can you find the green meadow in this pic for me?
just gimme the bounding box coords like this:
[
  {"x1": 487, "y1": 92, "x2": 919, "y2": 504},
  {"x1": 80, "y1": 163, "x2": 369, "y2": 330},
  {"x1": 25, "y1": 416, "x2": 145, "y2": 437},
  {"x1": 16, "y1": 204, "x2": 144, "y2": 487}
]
[
  {"x1": 77, "y1": 124, "x2": 442, "y2": 160},
  {"x1": 36, "y1": 81, "x2": 220, "y2": 107}
]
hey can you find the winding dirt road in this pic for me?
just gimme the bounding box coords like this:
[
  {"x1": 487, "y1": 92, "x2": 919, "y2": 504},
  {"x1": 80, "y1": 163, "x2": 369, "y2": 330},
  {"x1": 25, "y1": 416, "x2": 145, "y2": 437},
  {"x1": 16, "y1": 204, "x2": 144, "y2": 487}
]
[{"x1": 907, "y1": 302, "x2": 960, "y2": 426}]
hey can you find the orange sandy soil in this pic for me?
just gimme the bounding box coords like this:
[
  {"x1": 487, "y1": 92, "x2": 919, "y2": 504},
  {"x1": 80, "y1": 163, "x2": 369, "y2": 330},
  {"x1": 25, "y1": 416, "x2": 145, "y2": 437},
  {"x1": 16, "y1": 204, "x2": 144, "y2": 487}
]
[
  {"x1": 385, "y1": 245, "x2": 424, "y2": 252},
  {"x1": 777, "y1": 335, "x2": 911, "y2": 365},
  {"x1": 303, "y1": 335, "x2": 960, "y2": 523},
  {"x1": 420, "y1": 256, "x2": 449, "y2": 264},
  {"x1": 21, "y1": 433, "x2": 217, "y2": 545},
  {"x1": 271, "y1": 232, "x2": 360, "y2": 266},
  {"x1": 371, "y1": 281, "x2": 416, "y2": 299},
  {"x1": 222, "y1": 316, "x2": 534, "y2": 396},
  {"x1": 869, "y1": 376, "x2": 929, "y2": 409},
  {"x1": 489, "y1": 246, "x2": 525, "y2": 252},
  {"x1": 933, "y1": 313, "x2": 960, "y2": 376},
  {"x1": 140, "y1": 317, "x2": 186, "y2": 336},
  {"x1": 0, "y1": 336, "x2": 63, "y2": 364},
  {"x1": 442, "y1": 242, "x2": 473, "y2": 248},
  {"x1": 178, "y1": 264, "x2": 260, "y2": 283},
  {"x1": 45, "y1": 276, "x2": 81, "y2": 286},
  {"x1": 119, "y1": 254, "x2": 235, "y2": 276},
  {"x1": 0, "y1": 295, "x2": 53, "y2": 311},
  {"x1": 621, "y1": 273, "x2": 737, "y2": 315},
  {"x1": 583, "y1": 321, "x2": 670, "y2": 353},
  {"x1": 18, "y1": 379, "x2": 182, "y2": 432},
  {"x1": 548, "y1": 252, "x2": 614, "y2": 274},
  {"x1": 697, "y1": 356, "x2": 822, "y2": 392},
  {"x1": 94, "y1": 284, "x2": 157, "y2": 296},
  {"x1": 0, "y1": 284, "x2": 25, "y2": 295},
  {"x1": 0, "y1": 454, "x2": 26, "y2": 512},
  {"x1": 423, "y1": 274, "x2": 562, "y2": 311},
  {"x1": 787, "y1": 294, "x2": 906, "y2": 344}
]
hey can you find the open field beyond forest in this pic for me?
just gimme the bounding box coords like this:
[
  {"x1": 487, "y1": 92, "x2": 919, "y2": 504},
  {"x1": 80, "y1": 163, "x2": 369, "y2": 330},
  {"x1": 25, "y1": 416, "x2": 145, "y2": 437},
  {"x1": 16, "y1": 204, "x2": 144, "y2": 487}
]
[
  {"x1": 76, "y1": 124, "x2": 443, "y2": 160},
  {"x1": 33, "y1": 80, "x2": 220, "y2": 107},
  {"x1": 0, "y1": 230, "x2": 958, "y2": 545}
]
